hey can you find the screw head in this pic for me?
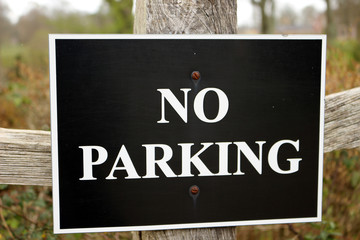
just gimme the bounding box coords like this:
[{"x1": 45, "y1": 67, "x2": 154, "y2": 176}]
[
  {"x1": 190, "y1": 185, "x2": 199, "y2": 195},
  {"x1": 191, "y1": 71, "x2": 201, "y2": 81}
]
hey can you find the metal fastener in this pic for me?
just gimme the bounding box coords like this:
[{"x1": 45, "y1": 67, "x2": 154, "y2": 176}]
[
  {"x1": 191, "y1": 71, "x2": 201, "y2": 81},
  {"x1": 190, "y1": 185, "x2": 199, "y2": 195}
]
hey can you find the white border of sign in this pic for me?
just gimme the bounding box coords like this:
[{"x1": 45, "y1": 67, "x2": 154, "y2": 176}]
[{"x1": 49, "y1": 34, "x2": 326, "y2": 234}]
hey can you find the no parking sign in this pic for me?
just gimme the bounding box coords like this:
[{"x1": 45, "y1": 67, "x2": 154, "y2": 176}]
[{"x1": 49, "y1": 34, "x2": 326, "y2": 233}]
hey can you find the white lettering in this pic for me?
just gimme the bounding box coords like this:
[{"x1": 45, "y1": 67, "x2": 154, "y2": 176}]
[
  {"x1": 215, "y1": 142, "x2": 232, "y2": 176},
  {"x1": 193, "y1": 88, "x2": 229, "y2": 123},
  {"x1": 268, "y1": 140, "x2": 302, "y2": 174},
  {"x1": 79, "y1": 146, "x2": 108, "y2": 180},
  {"x1": 78, "y1": 140, "x2": 302, "y2": 180},
  {"x1": 142, "y1": 144, "x2": 177, "y2": 178},
  {"x1": 106, "y1": 145, "x2": 141, "y2": 179},
  {"x1": 178, "y1": 143, "x2": 214, "y2": 177},
  {"x1": 157, "y1": 88, "x2": 191, "y2": 123},
  {"x1": 233, "y1": 141, "x2": 266, "y2": 175}
]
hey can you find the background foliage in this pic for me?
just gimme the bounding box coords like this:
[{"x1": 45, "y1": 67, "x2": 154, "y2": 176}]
[{"x1": 0, "y1": 0, "x2": 359, "y2": 239}]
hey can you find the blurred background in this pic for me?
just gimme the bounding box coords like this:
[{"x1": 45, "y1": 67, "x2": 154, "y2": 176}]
[{"x1": 0, "y1": 0, "x2": 359, "y2": 239}]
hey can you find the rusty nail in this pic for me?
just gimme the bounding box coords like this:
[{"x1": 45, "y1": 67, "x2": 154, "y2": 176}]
[
  {"x1": 191, "y1": 71, "x2": 200, "y2": 81},
  {"x1": 190, "y1": 185, "x2": 199, "y2": 195}
]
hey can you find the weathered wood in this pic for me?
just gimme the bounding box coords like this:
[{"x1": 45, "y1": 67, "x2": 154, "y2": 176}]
[
  {"x1": 132, "y1": 227, "x2": 236, "y2": 240},
  {"x1": 134, "y1": 1, "x2": 237, "y2": 238},
  {"x1": 134, "y1": 0, "x2": 237, "y2": 34},
  {"x1": 1, "y1": 88, "x2": 359, "y2": 187},
  {"x1": 0, "y1": 128, "x2": 51, "y2": 186},
  {"x1": 324, "y1": 87, "x2": 360, "y2": 152}
]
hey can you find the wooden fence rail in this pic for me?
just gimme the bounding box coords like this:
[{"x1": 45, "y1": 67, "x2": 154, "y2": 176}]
[{"x1": 1, "y1": 86, "x2": 360, "y2": 186}]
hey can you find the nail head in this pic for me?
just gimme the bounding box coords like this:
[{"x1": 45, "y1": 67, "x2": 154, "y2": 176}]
[
  {"x1": 190, "y1": 185, "x2": 199, "y2": 195},
  {"x1": 191, "y1": 71, "x2": 200, "y2": 81}
]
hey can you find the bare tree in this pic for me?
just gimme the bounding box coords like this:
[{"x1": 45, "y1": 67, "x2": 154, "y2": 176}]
[
  {"x1": 278, "y1": 5, "x2": 297, "y2": 27},
  {"x1": 0, "y1": 1, "x2": 12, "y2": 81},
  {"x1": 251, "y1": 0, "x2": 275, "y2": 33},
  {"x1": 335, "y1": 0, "x2": 360, "y2": 39},
  {"x1": 16, "y1": 8, "x2": 49, "y2": 44},
  {"x1": 301, "y1": 5, "x2": 318, "y2": 27},
  {"x1": 0, "y1": 1, "x2": 11, "y2": 42},
  {"x1": 325, "y1": 0, "x2": 337, "y2": 40}
]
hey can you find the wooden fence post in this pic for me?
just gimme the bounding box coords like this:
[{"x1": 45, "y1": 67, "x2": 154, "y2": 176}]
[
  {"x1": 132, "y1": 0, "x2": 237, "y2": 239},
  {"x1": 134, "y1": 0, "x2": 237, "y2": 34}
]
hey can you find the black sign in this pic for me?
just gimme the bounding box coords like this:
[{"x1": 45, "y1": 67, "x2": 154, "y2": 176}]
[{"x1": 50, "y1": 35, "x2": 326, "y2": 233}]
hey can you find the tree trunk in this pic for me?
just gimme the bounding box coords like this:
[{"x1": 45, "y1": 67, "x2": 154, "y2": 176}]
[
  {"x1": 325, "y1": 0, "x2": 336, "y2": 41},
  {"x1": 133, "y1": 0, "x2": 237, "y2": 239},
  {"x1": 260, "y1": 1, "x2": 268, "y2": 33},
  {"x1": 134, "y1": 0, "x2": 237, "y2": 34},
  {"x1": 251, "y1": 0, "x2": 275, "y2": 34}
]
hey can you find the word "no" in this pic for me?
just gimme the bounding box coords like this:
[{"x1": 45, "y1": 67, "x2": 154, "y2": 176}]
[{"x1": 157, "y1": 88, "x2": 229, "y2": 123}]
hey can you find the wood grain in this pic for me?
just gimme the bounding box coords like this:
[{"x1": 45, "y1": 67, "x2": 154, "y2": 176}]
[
  {"x1": 0, "y1": 128, "x2": 51, "y2": 186},
  {"x1": 324, "y1": 87, "x2": 360, "y2": 152},
  {"x1": 134, "y1": 0, "x2": 237, "y2": 34},
  {"x1": 132, "y1": 227, "x2": 235, "y2": 240},
  {"x1": 135, "y1": 1, "x2": 243, "y2": 238}
]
